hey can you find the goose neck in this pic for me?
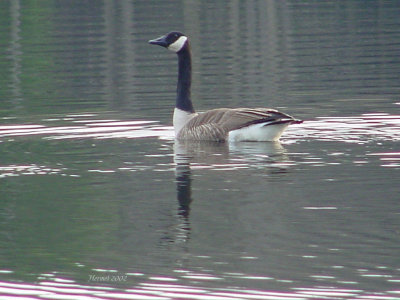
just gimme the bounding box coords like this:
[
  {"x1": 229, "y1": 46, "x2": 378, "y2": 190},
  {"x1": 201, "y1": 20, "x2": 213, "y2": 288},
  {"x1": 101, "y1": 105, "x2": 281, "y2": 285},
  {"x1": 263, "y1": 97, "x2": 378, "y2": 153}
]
[{"x1": 176, "y1": 47, "x2": 195, "y2": 113}]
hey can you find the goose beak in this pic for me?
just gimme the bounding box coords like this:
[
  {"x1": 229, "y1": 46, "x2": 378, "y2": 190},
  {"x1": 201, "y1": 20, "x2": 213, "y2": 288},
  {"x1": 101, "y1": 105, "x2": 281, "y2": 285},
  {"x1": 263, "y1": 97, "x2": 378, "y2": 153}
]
[{"x1": 148, "y1": 35, "x2": 168, "y2": 47}]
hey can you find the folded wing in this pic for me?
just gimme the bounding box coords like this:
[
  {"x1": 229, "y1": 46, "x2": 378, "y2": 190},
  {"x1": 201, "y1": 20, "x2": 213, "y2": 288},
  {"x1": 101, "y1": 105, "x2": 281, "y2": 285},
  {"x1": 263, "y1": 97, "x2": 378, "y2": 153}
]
[{"x1": 177, "y1": 108, "x2": 301, "y2": 141}]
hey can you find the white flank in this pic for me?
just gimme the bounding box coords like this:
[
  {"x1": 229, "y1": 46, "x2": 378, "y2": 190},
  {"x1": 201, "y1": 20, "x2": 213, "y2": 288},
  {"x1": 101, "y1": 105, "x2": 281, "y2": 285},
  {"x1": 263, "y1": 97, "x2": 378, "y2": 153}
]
[
  {"x1": 173, "y1": 108, "x2": 196, "y2": 135},
  {"x1": 168, "y1": 36, "x2": 188, "y2": 52},
  {"x1": 228, "y1": 123, "x2": 290, "y2": 142}
]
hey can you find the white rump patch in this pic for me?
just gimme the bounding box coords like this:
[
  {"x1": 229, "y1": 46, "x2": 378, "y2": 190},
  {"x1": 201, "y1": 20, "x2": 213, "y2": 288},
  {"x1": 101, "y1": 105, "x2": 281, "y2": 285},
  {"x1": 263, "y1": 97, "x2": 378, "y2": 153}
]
[
  {"x1": 228, "y1": 123, "x2": 290, "y2": 142},
  {"x1": 168, "y1": 36, "x2": 188, "y2": 52}
]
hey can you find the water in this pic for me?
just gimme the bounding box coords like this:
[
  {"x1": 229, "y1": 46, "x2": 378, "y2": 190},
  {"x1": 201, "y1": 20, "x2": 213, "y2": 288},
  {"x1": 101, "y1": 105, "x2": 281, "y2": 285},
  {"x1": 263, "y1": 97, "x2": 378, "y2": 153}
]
[{"x1": 1, "y1": 1, "x2": 400, "y2": 299}]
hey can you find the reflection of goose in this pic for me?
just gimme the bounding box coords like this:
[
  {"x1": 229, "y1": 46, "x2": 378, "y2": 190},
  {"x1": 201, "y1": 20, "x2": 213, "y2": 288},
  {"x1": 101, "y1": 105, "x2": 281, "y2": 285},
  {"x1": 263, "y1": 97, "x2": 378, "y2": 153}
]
[
  {"x1": 173, "y1": 140, "x2": 288, "y2": 206},
  {"x1": 149, "y1": 31, "x2": 302, "y2": 142},
  {"x1": 170, "y1": 140, "x2": 290, "y2": 245},
  {"x1": 175, "y1": 158, "x2": 192, "y2": 219}
]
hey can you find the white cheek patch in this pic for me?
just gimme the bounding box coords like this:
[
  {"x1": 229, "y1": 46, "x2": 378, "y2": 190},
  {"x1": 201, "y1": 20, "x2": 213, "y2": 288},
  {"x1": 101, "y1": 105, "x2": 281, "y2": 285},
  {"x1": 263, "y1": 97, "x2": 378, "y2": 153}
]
[{"x1": 168, "y1": 36, "x2": 188, "y2": 52}]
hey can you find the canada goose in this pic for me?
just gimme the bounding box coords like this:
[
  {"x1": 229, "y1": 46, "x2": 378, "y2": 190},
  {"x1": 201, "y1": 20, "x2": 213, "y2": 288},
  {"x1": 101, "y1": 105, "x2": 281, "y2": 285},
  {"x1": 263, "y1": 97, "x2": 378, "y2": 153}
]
[{"x1": 149, "y1": 31, "x2": 302, "y2": 142}]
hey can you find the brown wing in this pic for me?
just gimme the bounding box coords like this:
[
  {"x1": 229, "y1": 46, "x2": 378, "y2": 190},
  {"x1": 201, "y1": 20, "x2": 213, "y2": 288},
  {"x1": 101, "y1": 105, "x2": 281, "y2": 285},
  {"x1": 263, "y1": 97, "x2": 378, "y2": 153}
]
[{"x1": 177, "y1": 108, "x2": 297, "y2": 141}]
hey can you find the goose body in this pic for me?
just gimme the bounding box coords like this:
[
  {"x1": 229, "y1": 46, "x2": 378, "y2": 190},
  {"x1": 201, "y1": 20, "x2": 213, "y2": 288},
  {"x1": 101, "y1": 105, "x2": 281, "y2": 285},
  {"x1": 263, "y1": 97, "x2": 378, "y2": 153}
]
[{"x1": 149, "y1": 32, "x2": 302, "y2": 142}]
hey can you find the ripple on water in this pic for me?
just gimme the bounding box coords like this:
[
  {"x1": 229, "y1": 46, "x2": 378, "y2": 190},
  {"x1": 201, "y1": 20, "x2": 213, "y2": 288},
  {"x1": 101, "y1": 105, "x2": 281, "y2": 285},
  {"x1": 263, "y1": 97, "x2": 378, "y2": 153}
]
[
  {"x1": 366, "y1": 152, "x2": 400, "y2": 168},
  {"x1": 0, "y1": 114, "x2": 174, "y2": 140},
  {"x1": 286, "y1": 113, "x2": 400, "y2": 144},
  {"x1": 1, "y1": 113, "x2": 398, "y2": 179},
  {"x1": 1, "y1": 279, "x2": 399, "y2": 300},
  {"x1": 0, "y1": 164, "x2": 66, "y2": 178},
  {"x1": 0, "y1": 112, "x2": 399, "y2": 144}
]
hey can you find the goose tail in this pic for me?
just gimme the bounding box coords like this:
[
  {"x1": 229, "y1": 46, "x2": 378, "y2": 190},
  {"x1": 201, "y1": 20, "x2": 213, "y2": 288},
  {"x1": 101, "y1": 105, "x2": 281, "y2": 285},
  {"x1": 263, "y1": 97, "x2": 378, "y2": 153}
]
[{"x1": 262, "y1": 117, "x2": 303, "y2": 127}]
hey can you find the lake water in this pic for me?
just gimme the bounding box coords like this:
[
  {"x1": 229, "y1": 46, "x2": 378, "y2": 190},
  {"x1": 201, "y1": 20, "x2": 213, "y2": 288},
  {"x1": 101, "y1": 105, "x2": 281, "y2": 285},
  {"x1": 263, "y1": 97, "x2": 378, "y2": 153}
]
[{"x1": 1, "y1": 1, "x2": 400, "y2": 299}]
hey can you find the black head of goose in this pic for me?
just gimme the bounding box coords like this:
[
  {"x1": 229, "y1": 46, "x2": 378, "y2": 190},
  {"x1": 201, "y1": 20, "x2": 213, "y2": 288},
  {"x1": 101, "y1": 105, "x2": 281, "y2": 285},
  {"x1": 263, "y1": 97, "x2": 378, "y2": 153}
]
[{"x1": 149, "y1": 31, "x2": 302, "y2": 142}]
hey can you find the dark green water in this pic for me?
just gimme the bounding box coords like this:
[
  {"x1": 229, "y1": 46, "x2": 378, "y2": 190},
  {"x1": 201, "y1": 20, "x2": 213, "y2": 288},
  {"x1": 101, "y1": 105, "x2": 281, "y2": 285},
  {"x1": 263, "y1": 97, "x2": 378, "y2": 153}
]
[{"x1": 0, "y1": 1, "x2": 399, "y2": 299}]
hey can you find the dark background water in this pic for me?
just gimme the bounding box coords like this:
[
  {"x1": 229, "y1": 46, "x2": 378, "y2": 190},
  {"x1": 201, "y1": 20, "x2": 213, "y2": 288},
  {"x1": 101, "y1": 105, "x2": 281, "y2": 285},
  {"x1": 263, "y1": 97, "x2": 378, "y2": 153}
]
[{"x1": 0, "y1": 1, "x2": 399, "y2": 299}]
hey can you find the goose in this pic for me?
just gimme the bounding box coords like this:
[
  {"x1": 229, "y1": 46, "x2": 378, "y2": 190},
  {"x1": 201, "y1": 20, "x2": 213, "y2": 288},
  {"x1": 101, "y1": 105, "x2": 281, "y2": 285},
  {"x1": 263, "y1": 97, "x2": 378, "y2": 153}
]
[{"x1": 149, "y1": 31, "x2": 302, "y2": 142}]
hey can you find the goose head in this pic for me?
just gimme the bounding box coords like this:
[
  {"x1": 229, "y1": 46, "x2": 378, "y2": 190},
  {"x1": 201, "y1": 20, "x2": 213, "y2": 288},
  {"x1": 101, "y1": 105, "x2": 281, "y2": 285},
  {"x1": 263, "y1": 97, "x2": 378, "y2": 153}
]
[{"x1": 149, "y1": 31, "x2": 188, "y2": 53}]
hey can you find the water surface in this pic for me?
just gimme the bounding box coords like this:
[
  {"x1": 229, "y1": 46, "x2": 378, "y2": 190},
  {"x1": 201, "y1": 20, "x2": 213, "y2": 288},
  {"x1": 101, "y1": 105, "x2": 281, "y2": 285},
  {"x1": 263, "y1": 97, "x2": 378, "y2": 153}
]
[{"x1": 0, "y1": 1, "x2": 400, "y2": 299}]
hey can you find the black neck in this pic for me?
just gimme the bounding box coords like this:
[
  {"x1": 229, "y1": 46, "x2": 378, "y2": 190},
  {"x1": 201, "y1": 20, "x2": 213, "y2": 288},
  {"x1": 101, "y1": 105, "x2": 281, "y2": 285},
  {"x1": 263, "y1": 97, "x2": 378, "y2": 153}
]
[{"x1": 176, "y1": 45, "x2": 195, "y2": 113}]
